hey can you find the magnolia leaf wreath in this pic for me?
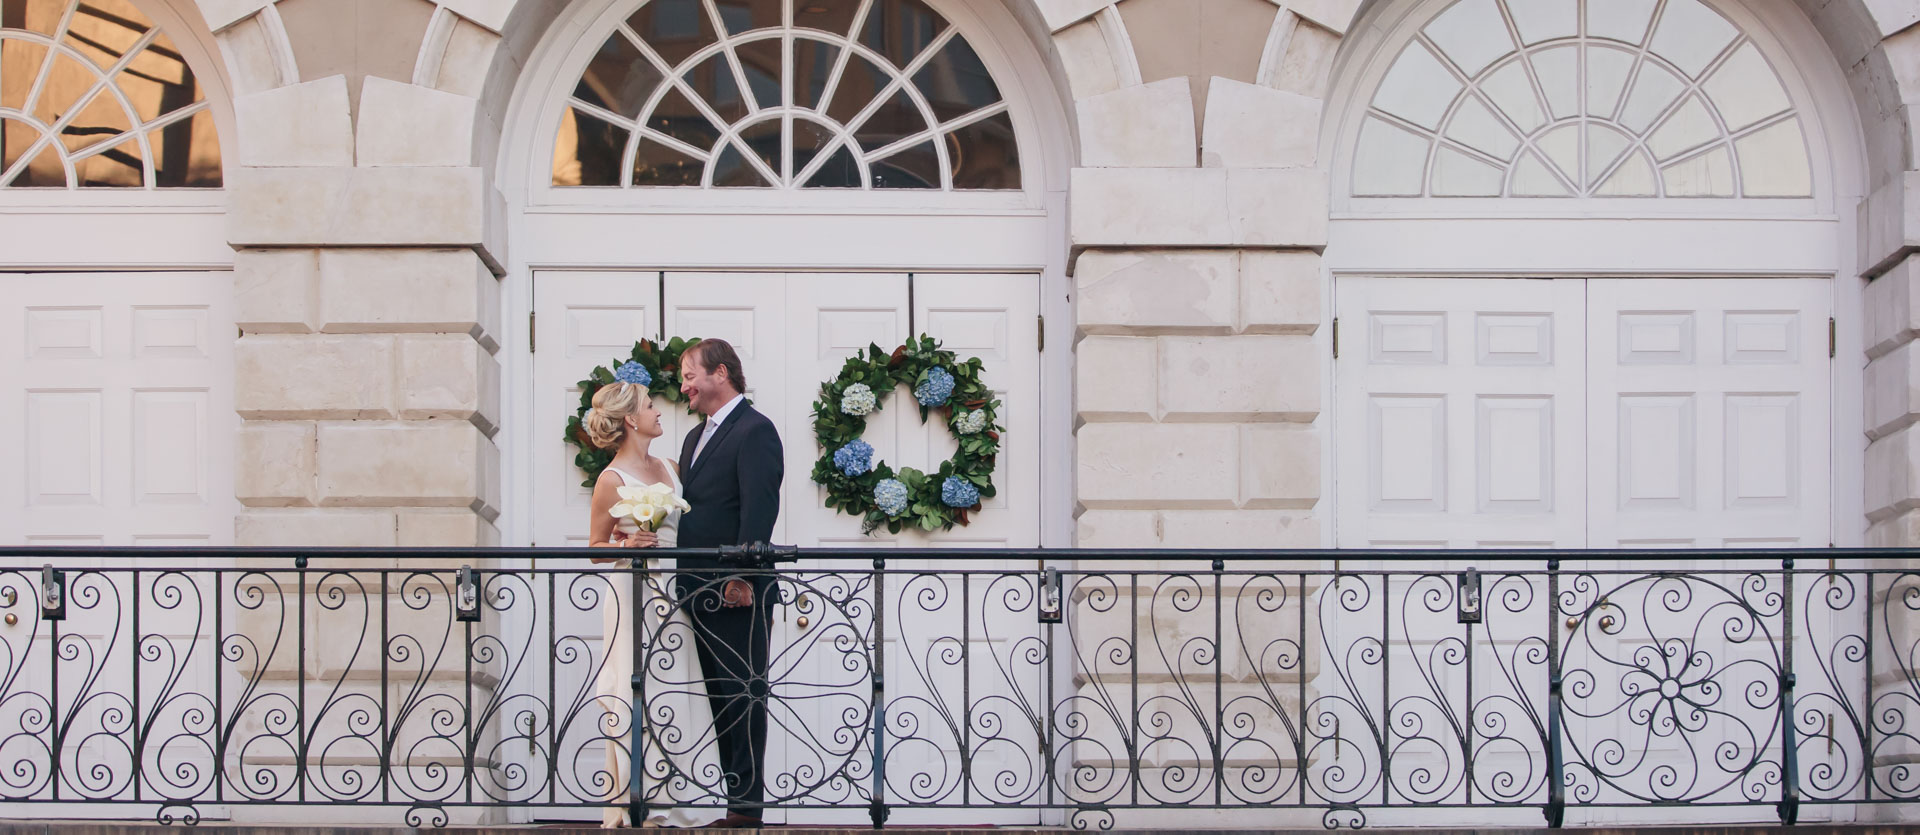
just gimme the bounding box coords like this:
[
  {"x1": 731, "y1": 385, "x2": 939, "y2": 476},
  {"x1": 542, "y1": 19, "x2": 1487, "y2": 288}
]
[
  {"x1": 810, "y1": 335, "x2": 1001, "y2": 534},
  {"x1": 564, "y1": 336, "x2": 699, "y2": 489}
]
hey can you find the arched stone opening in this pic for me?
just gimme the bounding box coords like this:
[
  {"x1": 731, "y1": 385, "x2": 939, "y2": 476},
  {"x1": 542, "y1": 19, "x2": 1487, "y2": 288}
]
[{"x1": 479, "y1": 0, "x2": 1081, "y2": 554}]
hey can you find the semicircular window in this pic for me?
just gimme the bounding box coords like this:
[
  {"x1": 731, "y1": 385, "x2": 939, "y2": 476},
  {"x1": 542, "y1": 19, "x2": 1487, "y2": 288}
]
[
  {"x1": 554, "y1": 0, "x2": 1020, "y2": 190},
  {"x1": 1, "y1": 0, "x2": 222, "y2": 189},
  {"x1": 1353, "y1": 0, "x2": 1811, "y2": 199}
]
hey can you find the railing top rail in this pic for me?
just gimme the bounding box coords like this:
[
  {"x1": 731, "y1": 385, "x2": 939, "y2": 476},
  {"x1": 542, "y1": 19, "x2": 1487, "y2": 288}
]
[{"x1": 0, "y1": 545, "x2": 1913, "y2": 563}]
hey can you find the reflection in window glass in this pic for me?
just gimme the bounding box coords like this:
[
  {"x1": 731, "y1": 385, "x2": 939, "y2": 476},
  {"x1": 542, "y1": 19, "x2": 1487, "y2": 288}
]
[
  {"x1": 792, "y1": 118, "x2": 842, "y2": 182},
  {"x1": 628, "y1": 0, "x2": 718, "y2": 68},
  {"x1": 738, "y1": 117, "x2": 781, "y2": 177},
  {"x1": 0, "y1": 0, "x2": 222, "y2": 189},
  {"x1": 793, "y1": 38, "x2": 838, "y2": 110},
  {"x1": 686, "y1": 51, "x2": 748, "y2": 123},
  {"x1": 650, "y1": 85, "x2": 722, "y2": 151},
  {"x1": 553, "y1": 106, "x2": 631, "y2": 186},
  {"x1": 78, "y1": 134, "x2": 141, "y2": 187},
  {"x1": 804, "y1": 144, "x2": 861, "y2": 188},
  {"x1": 860, "y1": 0, "x2": 939, "y2": 70},
  {"x1": 825, "y1": 54, "x2": 890, "y2": 126},
  {"x1": 947, "y1": 111, "x2": 1017, "y2": 190},
  {"x1": 712, "y1": 141, "x2": 771, "y2": 186},
  {"x1": 870, "y1": 139, "x2": 938, "y2": 189},
  {"x1": 633, "y1": 137, "x2": 704, "y2": 185},
  {"x1": 913, "y1": 37, "x2": 998, "y2": 124},
  {"x1": 734, "y1": 36, "x2": 781, "y2": 109},
  {"x1": 1, "y1": 40, "x2": 47, "y2": 111},
  {"x1": 852, "y1": 87, "x2": 928, "y2": 159},
  {"x1": 794, "y1": 0, "x2": 860, "y2": 37},
  {"x1": 575, "y1": 32, "x2": 662, "y2": 117},
  {"x1": 151, "y1": 108, "x2": 220, "y2": 187},
  {"x1": 714, "y1": 0, "x2": 781, "y2": 36},
  {"x1": 555, "y1": 0, "x2": 1019, "y2": 190}
]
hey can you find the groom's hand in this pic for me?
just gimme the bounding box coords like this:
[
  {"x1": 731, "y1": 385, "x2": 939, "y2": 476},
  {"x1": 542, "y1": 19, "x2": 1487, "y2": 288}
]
[{"x1": 721, "y1": 578, "x2": 754, "y2": 607}]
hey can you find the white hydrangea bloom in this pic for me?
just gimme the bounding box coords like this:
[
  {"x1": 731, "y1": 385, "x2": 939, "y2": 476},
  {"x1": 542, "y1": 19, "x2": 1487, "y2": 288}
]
[
  {"x1": 840, "y1": 383, "x2": 877, "y2": 416},
  {"x1": 955, "y1": 409, "x2": 987, "y2": 435}
]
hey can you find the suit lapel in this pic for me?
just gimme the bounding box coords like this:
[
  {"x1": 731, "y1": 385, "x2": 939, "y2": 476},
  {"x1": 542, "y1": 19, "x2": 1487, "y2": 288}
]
[
  {"x1": 686, "y1": 406, "x2": 747, "y2": 483},
  {"x1": 680, "y1": 421, "x2": 704, "y2": 478}
]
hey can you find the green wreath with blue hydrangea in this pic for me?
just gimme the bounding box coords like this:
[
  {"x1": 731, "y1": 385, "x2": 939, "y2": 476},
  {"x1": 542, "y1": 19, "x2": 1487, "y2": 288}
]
[
  {"x1": 811, "y1": 335, "x2": 1001, "y2": 534},
  {"x1": 564, "y1": 336, "x2": 701, "y2": 489}
]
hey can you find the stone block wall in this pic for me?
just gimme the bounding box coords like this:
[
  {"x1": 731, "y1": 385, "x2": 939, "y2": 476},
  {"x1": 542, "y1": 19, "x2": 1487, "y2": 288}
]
[
  {"x1": 200, "y1": 3, "x2": 508, "y2": 548},
  {"x1": 189, "y1": 6, "x2": 513, "y2": 821},
  {"x1": 1047, "y1": 0, "x2": 1350, "y2": 550}
]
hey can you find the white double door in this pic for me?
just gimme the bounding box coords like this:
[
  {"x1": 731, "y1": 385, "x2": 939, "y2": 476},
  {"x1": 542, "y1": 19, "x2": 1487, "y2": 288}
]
[
  {"x1": 529, "y1": 271, "x2": 1042, "y2": 823},
  {"x1": 1336, "y1": 277, "x2": 1831, "y2": 549},
  {"x1": 1334, "y1": 277, "x2": 1834, "y2": 822}
]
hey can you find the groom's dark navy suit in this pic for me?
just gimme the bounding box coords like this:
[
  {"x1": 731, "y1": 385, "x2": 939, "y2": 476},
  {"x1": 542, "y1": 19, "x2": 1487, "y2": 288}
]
[{"x1": 676, "y1": 400, "x2": 782, "y2": 819}]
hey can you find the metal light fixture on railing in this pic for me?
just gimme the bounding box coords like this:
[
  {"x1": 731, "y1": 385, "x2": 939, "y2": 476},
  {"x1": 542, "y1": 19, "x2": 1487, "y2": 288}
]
[
  {"x1": 1457, "y1": 567, "x2": 1482, "y2": 624},
  {"x1": 1038, "y1": 566, "x2": 1062, "y2": 624},
  {"x1": 40, "y1": 566, "x2": 64, "y2": 622},
  {"x1": 455, "y1": 566, "x2": 481, "y2": 622}
]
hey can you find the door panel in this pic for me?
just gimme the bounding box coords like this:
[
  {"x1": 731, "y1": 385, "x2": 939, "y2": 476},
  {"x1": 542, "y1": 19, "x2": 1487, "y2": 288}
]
[
  {"x1": 664, "y1": 272, "x2": 793, "y2": 546},
  {"x1": 1335, "y1": 278, "x2": 1587, "y2": 549},
  {"x1": 1571, "y1": 278, "x2": 1834, "y2": 825},
  {"x1": 911, "y1": 274, "x2": 1041, "y2": 550},
  {"x1": 775, "y1": 273, "x2": 911, "y2": 550},
  {"x1": 0, "y1": 273, "x2": 235, "y2": 821},
  {"x1": 1, "y1": 273, "x2": 235, "y2": 547},
  {"x1": 532, "y1": 271, "x2": 663, "y2": 550},
  {"x1": 529, "y1": 270, "x2": 665, "y2": 822},
  {"x1": 754, "y1": 273, "x2": 908, "y2": 824},
  {"x1": 1587, "y1": 278, "x2": 1831, "y2": 547}
]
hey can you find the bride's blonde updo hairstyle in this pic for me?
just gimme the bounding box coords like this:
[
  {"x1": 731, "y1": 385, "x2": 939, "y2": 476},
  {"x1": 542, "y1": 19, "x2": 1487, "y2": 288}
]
[{"x1": 583, "y1": 383, "x2": 645, "y2": 450}]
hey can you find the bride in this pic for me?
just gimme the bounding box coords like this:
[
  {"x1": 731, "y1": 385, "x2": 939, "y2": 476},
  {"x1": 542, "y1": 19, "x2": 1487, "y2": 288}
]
[{"x1": 585, "y1": 377, "x2": 718, "y2": 828}]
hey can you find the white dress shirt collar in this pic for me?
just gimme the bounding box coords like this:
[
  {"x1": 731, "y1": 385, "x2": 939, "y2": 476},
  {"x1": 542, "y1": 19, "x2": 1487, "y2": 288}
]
[{"x1": 706, "y1": 393, "x2": 746, "y2": 429}]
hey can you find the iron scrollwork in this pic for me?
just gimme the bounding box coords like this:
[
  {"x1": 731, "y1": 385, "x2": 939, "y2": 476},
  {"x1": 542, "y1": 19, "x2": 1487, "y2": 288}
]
[{"x1": 0, "y1": 550, "x2": 1904, "y2": 829}]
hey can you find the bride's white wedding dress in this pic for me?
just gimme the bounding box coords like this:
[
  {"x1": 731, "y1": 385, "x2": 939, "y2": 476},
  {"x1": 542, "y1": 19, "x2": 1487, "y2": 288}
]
[{"x1": 597, "y1": 463, "x2": 718, "y2": 828}]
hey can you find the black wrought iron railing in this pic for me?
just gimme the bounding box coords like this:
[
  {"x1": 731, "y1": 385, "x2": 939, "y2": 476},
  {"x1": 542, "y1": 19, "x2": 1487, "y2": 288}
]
[{"x1": 0, "y1": 546, "x2": 1914, "y2": 830}]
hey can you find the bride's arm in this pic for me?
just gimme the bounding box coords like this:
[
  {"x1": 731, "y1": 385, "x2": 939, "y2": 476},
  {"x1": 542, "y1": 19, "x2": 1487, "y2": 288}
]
[{"x1": 587, "y1": 472, "x2": 653, "y2": 562}]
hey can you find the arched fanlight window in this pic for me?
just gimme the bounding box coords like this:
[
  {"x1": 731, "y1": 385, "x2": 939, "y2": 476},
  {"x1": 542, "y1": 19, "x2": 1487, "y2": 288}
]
[
  {"x1": 0, "y1": 0, "x2": 221, "y2": 189},
  {"x1": 553, "y1": 0, "x2": 1020, "y2": 190},
  {"x1": 1352, "y1": 0, "x2": 1811, "y2": 199}
]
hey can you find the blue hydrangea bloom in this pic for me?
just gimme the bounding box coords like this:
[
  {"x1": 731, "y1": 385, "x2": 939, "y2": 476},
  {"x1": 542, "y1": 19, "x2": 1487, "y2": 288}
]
[
  {"x1": 914, "y1": 367, "x2": 956, "y2": 407},
  {"x1": 940, "y1": 476, "x2": 981, "y2": 508},
  {"x1": 613, "y1": 361, "x2": 651, "y2": 387},
  {"x1": 833, "y1": 439, "x2": 874, "y2": 476},
  {"x1": 873, "y1": 479, "x2": 910, "y2": 516}
]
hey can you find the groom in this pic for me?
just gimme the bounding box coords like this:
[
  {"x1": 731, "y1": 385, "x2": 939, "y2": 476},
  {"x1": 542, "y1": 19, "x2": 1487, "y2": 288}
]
[{"x1": 675, "y1": 338, "x2": 782, "y2": 829}]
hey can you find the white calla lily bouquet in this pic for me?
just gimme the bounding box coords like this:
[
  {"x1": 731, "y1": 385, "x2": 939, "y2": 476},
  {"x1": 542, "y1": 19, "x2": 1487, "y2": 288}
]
[{"x1": 609, "y1": 482, "x2": 690, "y2": 534}]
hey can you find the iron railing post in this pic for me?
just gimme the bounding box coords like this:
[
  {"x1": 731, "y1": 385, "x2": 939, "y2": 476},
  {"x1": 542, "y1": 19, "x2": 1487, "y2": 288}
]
[
  {"x1": 1212, "y1": 557, "x2": 1224, "y2": 809},
  {"x1": 1545, "y1": 559, "x2": 1564, "y2": 829},
  {"x1": 870, "y1": 555, "x2": 889, "y2": 829},
  {"x1": 629, "y1": 560, "x2": 648, "y2": 828},
  {"x1": 295, "y1": 553, "x2": 307, "y2": 804},
  {"x1": 1779, "y1": 558, "x2": 1800, "y2": 825}
]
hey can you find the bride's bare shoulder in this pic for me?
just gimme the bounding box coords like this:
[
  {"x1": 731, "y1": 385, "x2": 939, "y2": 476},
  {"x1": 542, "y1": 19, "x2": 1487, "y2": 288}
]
[{"x1": 592, "y1": 467, "x2": 623, "y2": 494}]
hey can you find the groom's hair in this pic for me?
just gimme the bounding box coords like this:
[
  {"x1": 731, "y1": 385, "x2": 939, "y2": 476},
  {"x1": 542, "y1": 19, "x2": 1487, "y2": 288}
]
[{"x1": 688, "y1": 338, "x2": 747, "y2": 393}]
